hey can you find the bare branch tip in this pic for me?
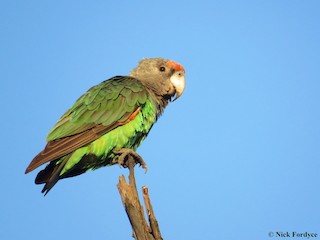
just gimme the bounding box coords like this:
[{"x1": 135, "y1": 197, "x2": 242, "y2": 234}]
[{"x1": 142, "y1": 186, "x2": 149, "y2": 194}]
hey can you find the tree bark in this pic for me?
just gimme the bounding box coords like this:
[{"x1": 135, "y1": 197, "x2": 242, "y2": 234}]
[{"x1": 117, "y1": 156, "x2": 163, "y2": 240}]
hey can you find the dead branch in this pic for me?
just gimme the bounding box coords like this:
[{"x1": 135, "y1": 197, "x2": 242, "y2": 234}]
[{"x1": 117, "y1": 156, "x2": 163, "y2": 240}]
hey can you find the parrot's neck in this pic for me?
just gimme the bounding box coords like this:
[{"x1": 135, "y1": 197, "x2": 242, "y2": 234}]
[{"x1": 146, "y1": 88, "x2": 171, "y2": 120}]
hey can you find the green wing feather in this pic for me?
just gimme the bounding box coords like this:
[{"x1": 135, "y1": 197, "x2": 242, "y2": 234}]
[
  {"x1": 47, "y1": 76, "x2": 147, "y2": 141},
  {"x1": 25, "y1": 76, "x2": 150, "y2": 173}
]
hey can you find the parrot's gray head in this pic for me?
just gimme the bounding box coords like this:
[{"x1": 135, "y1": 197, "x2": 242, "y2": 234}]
[{"x1": 129, "y1": 58, "x2": 186, "y2": 102}]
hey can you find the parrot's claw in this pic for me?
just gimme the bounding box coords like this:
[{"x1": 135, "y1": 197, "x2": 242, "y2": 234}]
[{"x1": 113, "y1": 148, "x2": 148, "y2": 173}]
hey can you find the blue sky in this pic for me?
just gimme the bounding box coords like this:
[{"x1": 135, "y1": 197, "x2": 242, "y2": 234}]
[{"x1": 1, "y1": 1, "x2": 320, "y2": 239}]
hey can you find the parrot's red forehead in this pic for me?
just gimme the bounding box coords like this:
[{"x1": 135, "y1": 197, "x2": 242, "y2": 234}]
[{"x1": 166, "y1": 60, "x2": 185, "y2": 72}]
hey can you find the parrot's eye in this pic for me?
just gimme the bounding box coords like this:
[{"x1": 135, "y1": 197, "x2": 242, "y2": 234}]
[{"x1": 159, "y1": 66, "x2": 166, "y2": 72}]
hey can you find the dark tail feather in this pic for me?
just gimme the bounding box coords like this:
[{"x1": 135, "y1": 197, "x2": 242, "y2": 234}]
[
  {"x1": 35, "y1": 157, "x2": 70, "y2": 196},
  {"x1": 35, "y1": 161, "x2": 57, "y2": 184}
]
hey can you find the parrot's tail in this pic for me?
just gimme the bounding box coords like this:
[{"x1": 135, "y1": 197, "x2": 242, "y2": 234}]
[{"x1": 35, "y1": 156, "x2": 69, "y2": 196}]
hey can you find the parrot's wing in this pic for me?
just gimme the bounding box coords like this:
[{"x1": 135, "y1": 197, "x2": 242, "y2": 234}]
[{"x1": 25, "y1": 76, "x2": 148, "y2": 173}]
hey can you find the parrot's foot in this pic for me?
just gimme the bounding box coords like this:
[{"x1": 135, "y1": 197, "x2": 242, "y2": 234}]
[{"x1": 113, "y1": 148, "x2": 148, "y2": 173}]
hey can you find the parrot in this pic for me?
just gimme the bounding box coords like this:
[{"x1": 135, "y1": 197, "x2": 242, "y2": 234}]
[{"x1": 25, "y1": 58, "x2": 186, "y2": 195}]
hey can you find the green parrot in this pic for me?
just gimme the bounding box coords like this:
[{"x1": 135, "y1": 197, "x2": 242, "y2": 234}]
[{"x1": 25, "y1": 58, "x2": 186, "y2": 195}]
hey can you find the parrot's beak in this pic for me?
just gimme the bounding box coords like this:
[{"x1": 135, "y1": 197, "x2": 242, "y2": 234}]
[{"x1": 170, "y1": 71, "x2": 186, "y2": 101}]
